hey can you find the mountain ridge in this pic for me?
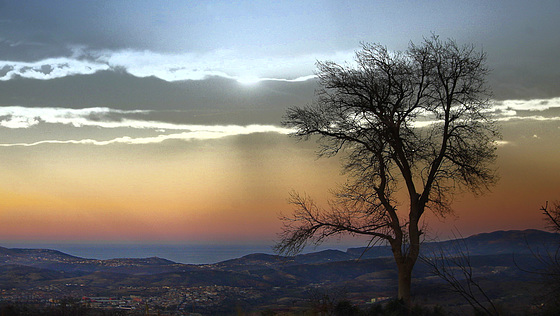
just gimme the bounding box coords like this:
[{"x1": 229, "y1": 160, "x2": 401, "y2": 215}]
[
  {"x1": 0, "y1": 229, "x2": 556, "y2": 313},
  {"x1": 346, "y1": 228, "x2": 558, "y2": 259},
  {"x1": 2, "y1": 229, "x2": 556, "y2": 268}
]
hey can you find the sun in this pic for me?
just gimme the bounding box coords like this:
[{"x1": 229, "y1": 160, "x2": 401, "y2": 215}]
[{"x1": 236, "y1": 76, "x2": 261, "y2": 85}]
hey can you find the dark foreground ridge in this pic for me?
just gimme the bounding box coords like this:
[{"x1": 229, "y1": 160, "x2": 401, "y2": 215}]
[{"x1": 0, "y1": 229, "x2": 557, "y2": 315}]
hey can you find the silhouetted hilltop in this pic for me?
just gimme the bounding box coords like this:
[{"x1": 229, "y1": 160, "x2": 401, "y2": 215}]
[
  {"x1": 3, "y1": 229, "x2": 555, "y2": 270},
  {"x1": 0, "y1": 229, "x2": 556, "y2": 290},
  {"x1": 295, "y1": 249, "x2": 355, "y2": 264},
  {"x1": 100, "y1": 256, "x2": 176, "y2": 266},
  {"x1": 347, "y1": 229, "x2": 558, "y2": 259},
  {"x1": 0, "y1": 246, "x2": 197, "y2": 275},
  {"x1": 459, "y1": 229, "x2": 557, "y2": 253},
  {"x1": 217, "y1": 253, "x2": 286, "y2": 265},
  {"x1": 0, "y1": 246, "x2": 82, "y2": 264}
]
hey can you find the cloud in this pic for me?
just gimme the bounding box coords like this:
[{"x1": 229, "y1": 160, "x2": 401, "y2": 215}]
[
  {"x1": 6, "y1": 97, "x2": 559, "y2": 130},
  {"x1": 0, "y1": 106, "x2": 293, "y2": 132},
  {"x1": 0, "y1": 114, "x2": 40, "y2": 129},
  {"x1": 0, "y1": 47, "x2": 354, "y2": 84},
  {"x1": 2, "y1": 95, "x2": 559, "y2": 146},
  {"x1": 0, "y1": 106, "x2": 146, "y2": 129},
  {"x1": 491, "y1": 97, "x2": 560, "y2": 121},
  {"x1": 0, "y1": 126, "x2": 292, "y2": 147},
  {"x1": 493, "y1": 98, "x2": 558, "y2": 112},
  {"x1": 0, "y1": 106, "x2": 292, "y2": 147},
  {"x1": 0, "y1": 58, "x2": 110, "y2": 81},
  {"x1": 396, "y1": 97, "x2": 560, "y2": 129},
  {"x1": 494, "y1": 140, "x2": 513, "y2": 147},
  {"x1": 425, "y1": 97, "x2": 560, "y2": 124}
]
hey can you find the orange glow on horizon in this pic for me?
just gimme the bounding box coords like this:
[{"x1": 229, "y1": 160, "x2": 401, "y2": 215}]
[{"x1": 1, "y1": 120, "x2": 558, "y2": 243}]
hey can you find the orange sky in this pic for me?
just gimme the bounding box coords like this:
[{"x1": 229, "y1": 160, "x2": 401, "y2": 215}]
[
  {"x1": 0, "y1": 133, "x2": 343, "y2": 243},
  {"x1": 1, "y1": 1, "x2": 559, "y2": 246},
  {"x1": 1, "y1": 118, "x2": 558, "y2": 244}
]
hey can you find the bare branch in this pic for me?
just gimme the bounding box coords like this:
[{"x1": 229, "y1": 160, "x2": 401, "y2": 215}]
[
  {"x1": 542, "y1": 201, "x2": 560, "y2": 233},
  {"x1": 420, "y1": 233, "x2": 500, "y2": 316}
]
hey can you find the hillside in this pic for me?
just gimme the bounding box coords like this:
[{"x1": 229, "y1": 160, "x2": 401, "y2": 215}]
[
  {"x1": 1, "y1": 229, "x2": 557, "y2": 314},
  {"x1": 347, "y1": 229, "x2": 558, "y2": 259}
]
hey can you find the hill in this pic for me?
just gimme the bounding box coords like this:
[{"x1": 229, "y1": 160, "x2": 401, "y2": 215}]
[
  {"x1": 1, "y1": 229, "x2": 557, "y2": 314},
  {"x1": 347, "y1": 229, "x2": 558, "y2": 259}
]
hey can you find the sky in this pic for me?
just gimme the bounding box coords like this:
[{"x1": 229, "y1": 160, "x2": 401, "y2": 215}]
[{"x1": 0, "y1": 0, "x2": 559, "y2": 245}]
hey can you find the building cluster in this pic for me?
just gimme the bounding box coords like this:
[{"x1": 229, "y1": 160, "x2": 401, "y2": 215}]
[
  {"x1": 82, "y1": 295, "x2": 141, "y2": 310},
  {"x1": 1, "y1": 285, "x2": 262, "y2": 313}
]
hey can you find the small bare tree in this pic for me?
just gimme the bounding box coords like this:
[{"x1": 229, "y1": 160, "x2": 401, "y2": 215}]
[
  {"x1": 421, "y1": 234, "x2": 500, "y2": 316},
  {"x1": 542, "y1": 201, "x2": 560, "y2": 233},
  {"x1": 276, "y1": 35, "x2": 498, "y2": 307},
  {"x1": 534, "y1": 201, "x2": 560, "y2": 312}
]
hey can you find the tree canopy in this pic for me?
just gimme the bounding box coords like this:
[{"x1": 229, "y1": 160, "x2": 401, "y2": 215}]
[{"x1": 276, "y1": 35, "x2": 499, "y2": 304}]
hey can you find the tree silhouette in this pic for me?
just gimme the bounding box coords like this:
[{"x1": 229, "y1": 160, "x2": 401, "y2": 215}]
[
  {"x1": 542, "y1": 201, "x2": 560, "y2": 233},
  {"x1": 420, "y1": 233, "x2": 500, "y2": 316},
  {"x1": 534, "y1": 201, "x2": 560, "y2": 314},
  {"x1": 275, "y1": 35, "x2": 498, "y2": 307}
]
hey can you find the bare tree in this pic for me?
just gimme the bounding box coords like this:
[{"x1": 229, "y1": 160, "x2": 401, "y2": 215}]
[
  {"x1": 533, "y1": 201, "x2": 560, "y2": 313},
  {"x1": 275, "y1": 35, "x2": 498, "y2": 307},
  {"x1": 421, "y1": 233, "x2": 500, "y2": 316},
  {"x1": 542, "y1": 201, "x2": 560, "y2": 233}
]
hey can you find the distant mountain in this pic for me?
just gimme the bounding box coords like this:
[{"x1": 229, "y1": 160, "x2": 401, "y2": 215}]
[
  {"x1": 0, "y1": 246, "x2": 198, "y2": 275},
  {"x1": 214, "y1": 249, "x2": 357, "y2": 270},
  {"x1": 346, "y1": 245, "x2": 393, "y2": 259},
  {"x1": 347, "y1": 229, "x2": 558, "y2": 259},
  {"x1": 0, "y1": 229, "x2": 557, "y2": 290},
  {"x1": 101, "y1": 257, "x2": 176, "y2": 265},
  {"x1": 2, "y1": 229, "x2": 556, "y2": 314},
  {"x1": 294, "y1": 249, "x2": 356, "y2": 264},
  {"x1": 2, "y1": 230, "x2": 556, "y2": 269},
  {"x1": 453, "y1": 229, "x2": 558, "y2": 255},
  {"x1": 0, "y1": 246, "x2": 82, "y2": 264}
]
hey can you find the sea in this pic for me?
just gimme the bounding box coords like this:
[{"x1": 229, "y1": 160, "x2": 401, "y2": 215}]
[{"x1": 0, "y1": 242, "x2": 355, "y2": 264}]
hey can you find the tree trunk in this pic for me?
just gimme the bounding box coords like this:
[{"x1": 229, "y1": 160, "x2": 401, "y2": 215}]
[
  {"x1": 397, "y1": 261, "x2": 413, "y2": 305},
  {"x1": 394, "y1": 214, "x2": 421, "y2": 311}
]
